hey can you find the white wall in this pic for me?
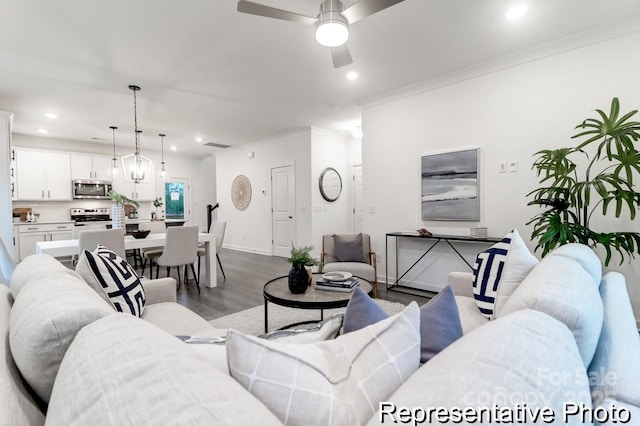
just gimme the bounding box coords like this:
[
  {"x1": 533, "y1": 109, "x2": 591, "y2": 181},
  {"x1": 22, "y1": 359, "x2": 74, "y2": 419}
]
[
  {"x1": 11, "y1": 135, "x2": 213, "y2": 229},
  {"x1": 362, "y1": 31, "x2": 640, "y2": 316},
  {"x1": 215, "y1": 129, "x2": 312, "y2": 256},
  {"x1": 310, "y1": 128, "x2": 351, "y2": 256}
]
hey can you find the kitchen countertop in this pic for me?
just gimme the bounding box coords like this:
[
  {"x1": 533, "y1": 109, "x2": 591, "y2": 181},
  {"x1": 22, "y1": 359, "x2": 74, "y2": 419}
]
[{"x1": 13, "y1": 221, "x2": 75, "y2": 226}]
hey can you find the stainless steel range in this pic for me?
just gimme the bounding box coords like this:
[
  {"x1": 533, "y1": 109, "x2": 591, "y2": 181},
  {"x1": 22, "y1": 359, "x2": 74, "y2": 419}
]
[{"x1": 70, "y1": 208, "x2": 111, "y2": 226}]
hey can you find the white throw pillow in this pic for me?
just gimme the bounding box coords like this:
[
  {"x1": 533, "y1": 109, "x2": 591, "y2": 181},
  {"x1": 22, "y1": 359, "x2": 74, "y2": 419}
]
[
  {"x1": 472, "y1": 229, "x2": 537, "y2": 318},
  {"x1": 76, "y1": 245, "x2": 146, "y2": 317},
  {"x1": 226, "y1": 302, "x2": 421, "y2": 425}
]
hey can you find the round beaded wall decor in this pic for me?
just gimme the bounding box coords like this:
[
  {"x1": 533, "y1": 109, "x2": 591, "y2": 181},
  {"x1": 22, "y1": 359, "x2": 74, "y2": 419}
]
[{"x1": 231, "y1": 175, "x2": 252, "y2": 210}]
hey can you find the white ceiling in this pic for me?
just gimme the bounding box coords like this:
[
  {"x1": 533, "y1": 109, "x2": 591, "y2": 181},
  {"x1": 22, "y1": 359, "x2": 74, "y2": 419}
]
[{"x1": 1, "y1": 0, "x2": 639, "y2": 157}]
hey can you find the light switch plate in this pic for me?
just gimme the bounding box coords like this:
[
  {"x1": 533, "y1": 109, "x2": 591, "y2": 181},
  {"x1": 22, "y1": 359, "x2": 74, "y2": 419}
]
[
  {"x1": 499, "y1": 161, "x2": 507, "y2": 173},
  {"x1": 509, "y1": 161, "x2": 518, "y2": 172}
]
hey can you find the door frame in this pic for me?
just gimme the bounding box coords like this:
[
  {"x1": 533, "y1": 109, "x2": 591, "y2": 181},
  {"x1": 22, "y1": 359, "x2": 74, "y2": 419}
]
[
  {"x1": 163, "y1": 177, "x2": 191, "y2": 223},
  {"x1": 271, "y1": 163, "x2": 296, "y2": 256},
  {"x1": 351, "y1": 164, "x2": 363, "y2": 233}
]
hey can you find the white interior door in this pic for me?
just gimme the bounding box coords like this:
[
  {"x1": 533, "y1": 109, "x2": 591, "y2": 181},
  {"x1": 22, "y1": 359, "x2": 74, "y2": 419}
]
[
  {"x1": 352, "y1": 164, "x2": 364, "y2": 233},
  {"x1": 271, "y1": 165, "x2": 295, "y2": 257}
]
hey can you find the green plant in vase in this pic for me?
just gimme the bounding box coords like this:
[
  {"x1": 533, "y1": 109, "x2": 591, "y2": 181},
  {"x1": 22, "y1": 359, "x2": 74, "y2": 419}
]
[
  {"x1": 286, "y1": 244, "x2": 318, "y2": 294},
  {"x1": 527, "y1": 97, "x2": 640, "y2": 265},
  {"x1": 108, "y1": 189, "x2": 139, "y2": 230},
  {"x1": 152, "y1": 197, "x2": 163, "y2": 220}
]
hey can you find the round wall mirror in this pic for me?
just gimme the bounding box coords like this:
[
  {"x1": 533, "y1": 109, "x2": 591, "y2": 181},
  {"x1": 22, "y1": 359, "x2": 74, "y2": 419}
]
[{"x1": 319, "y1": 167, "x2": 342, "y2": 202}]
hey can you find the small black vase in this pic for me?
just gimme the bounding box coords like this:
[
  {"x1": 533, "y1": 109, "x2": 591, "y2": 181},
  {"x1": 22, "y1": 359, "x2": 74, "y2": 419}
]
[{"x1": 288, "y1": 263, "x2": 308, "y2": 294}]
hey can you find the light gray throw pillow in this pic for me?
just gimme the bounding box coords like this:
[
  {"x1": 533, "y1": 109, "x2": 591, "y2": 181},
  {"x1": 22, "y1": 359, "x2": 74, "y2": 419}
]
[{"x1": 333, "y1": 233, "x2": 366, "y2": 262}]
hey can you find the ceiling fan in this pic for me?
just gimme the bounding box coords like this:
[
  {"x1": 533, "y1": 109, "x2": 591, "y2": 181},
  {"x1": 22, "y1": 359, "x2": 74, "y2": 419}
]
[{"x1": 237, "y1": 0, "x2": 405, "y2": 68}]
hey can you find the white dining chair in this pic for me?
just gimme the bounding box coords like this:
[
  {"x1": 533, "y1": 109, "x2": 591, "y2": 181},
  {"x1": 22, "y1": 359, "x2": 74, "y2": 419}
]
[
  {"x1": 78, "y1": 229, "x2": 126, "y2": 259},
  {"x1": 144, "y1": 226, "x2": 200, "y2": 293},
  {"x1": 197, "y1": 221, "x2": 226, "y2": 281},
  {"x1": 139, "y1": 221, "x2": 167, "y2": 278}
]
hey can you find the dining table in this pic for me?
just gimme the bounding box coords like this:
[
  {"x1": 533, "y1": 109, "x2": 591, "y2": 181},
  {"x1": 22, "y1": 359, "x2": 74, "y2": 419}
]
[{"x1": 35, "y1": 232, "x2": 218, "y2": 288}]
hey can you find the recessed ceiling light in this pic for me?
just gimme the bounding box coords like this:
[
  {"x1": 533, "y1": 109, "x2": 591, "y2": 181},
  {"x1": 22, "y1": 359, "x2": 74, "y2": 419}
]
[
  {"x1": 170, "y1": 146, "x2": 177, "y2": 151},
  {"x1": 346, "y1": 71, "x2": 359, "y2": 81},
  {"x1": 44, "y1": 112, "x2": 57, "y2": 119},
  {"x1": 506, "y1": 4, "x2": 527, "y2": 20},
  {"x1": 37, "y1": 129, "x2": 48, "y2": 134},
  {"x1": 352, "y1": 127, "x2": 363, "y2": 139},
  {"x1": 195, "y1": 137, "x2": 203, "y2": 142}
]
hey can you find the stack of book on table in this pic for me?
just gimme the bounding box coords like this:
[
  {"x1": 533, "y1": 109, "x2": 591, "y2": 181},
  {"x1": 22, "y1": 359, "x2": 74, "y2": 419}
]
[{"x1": 315, "y1": 274, "x2": 359, "y2": 292}]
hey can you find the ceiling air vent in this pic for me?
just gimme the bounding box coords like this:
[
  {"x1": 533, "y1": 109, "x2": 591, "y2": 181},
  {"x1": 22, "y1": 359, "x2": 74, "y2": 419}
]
[{"x1": 203, "y1": 142, "x2": 231, "y2": 148}]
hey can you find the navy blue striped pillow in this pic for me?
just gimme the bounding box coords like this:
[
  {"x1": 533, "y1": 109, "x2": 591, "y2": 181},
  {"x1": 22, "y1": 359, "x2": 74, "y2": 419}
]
[
  {"x1": 472, "y1": 234, "x2": 512, "y2": 318},
  {"x1": 83, "y1": 245, "x2": 146, "y2": 317}
]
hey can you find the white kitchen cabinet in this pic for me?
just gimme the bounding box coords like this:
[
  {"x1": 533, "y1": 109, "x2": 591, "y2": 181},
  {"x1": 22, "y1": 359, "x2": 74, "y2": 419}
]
[
  {"x1": 10, "y1": 148, "x2": 16, "y2": 201},
  {"x1": 14, "y1": 149, "x2": 72, "y2": 200},
  {"x1": 71, "y1": 154, "x2": 113, "y2": 181},
  {"x1": 15, "y1": 222, "x2": 74, "y2": 261}
]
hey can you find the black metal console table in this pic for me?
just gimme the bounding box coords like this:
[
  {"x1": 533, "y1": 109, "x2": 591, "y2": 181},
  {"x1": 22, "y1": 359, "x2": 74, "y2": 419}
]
[{"x1": 385, "y1": 232, "x2": 501, "y2": 293}]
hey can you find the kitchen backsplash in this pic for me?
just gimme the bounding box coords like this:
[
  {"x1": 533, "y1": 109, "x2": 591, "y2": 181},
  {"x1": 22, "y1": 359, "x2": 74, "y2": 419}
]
[{"x1": 12, "y1": 200, "x2": 154, "y2": 222}]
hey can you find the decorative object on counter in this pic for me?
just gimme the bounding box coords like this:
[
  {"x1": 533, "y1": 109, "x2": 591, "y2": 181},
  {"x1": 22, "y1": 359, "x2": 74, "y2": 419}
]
[
  {"x1": 152, "y1": 197, "x2": 163, "y2": 220},
  {"x1": 231, "y1": 175, "x2": 252, "y2": 210},
  {"x1": 108, "y1": 189, "x2": 139, "y2": 230},
  {"x1": 319, "y1": 167, "x2": 342, "y2": 202},
  {"x1": 110, "y1": 126, "x2": 119, "y2": 176},
  {"x1": 287, "y1": 244, "x2": 318, "y2": 294},
  {"x1": 417, "y1": 227, "x2": 432, "y2": 237},
  {"x1": 121, "y1": 85, "x2": 153, "y2": 184},
  {"x1": 12, "y1": 208, "x2": 32, "y2": 222},
  {"x1": 159, "y1": 133, "x2": 167, "y2": 180}
]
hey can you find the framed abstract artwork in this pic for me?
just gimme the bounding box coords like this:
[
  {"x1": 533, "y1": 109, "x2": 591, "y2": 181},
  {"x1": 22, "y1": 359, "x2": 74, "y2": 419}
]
[{"x1": 421, "y1": 148, "x2": 479, "y2": 221}]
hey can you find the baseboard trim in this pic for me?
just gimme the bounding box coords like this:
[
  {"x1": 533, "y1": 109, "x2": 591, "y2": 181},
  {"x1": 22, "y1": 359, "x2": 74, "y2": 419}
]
[{"x1": 223, "y1": 245, "x2": 271, "y2": 257}]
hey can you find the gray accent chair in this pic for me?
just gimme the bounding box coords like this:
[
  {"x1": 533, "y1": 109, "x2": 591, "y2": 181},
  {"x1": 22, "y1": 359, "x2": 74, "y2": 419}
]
[
  {"x1": 78, "y1": 229, "x2": 126, "y2": 259},
  {"x1": 321, "y1": 233, "x2": 378, "y2": 298},
  {"x1": 144, "y1": 226, "x2": 200, "y2": 293}
]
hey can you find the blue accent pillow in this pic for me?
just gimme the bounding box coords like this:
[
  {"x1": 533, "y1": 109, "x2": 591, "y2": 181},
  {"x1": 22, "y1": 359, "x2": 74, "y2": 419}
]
[
  {"x1": 343, "y1": 286, "x2": 463, "y2": 363},
  {"x1": 472, "y1": 229, "x2": 538, "y2": 319}
]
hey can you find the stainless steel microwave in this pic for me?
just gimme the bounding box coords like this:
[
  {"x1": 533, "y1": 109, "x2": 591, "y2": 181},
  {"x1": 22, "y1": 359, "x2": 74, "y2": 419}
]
[{"x1": 72, "y1": 180, "x2": 112, "y2": 199}]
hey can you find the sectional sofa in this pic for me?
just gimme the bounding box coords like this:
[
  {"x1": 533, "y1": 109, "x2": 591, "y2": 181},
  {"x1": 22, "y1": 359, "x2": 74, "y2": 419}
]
[{"x1": 1, "y1": 243, "x2": 639, "y2": 425}]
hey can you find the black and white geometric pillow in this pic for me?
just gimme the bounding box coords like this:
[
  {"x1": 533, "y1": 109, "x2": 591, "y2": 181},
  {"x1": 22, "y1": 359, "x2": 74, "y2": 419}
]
[
  {"x1": 472, "y1": 233, "x2": 512, "y2": 319},
  {"x1": 82, "y1": 245, "x2": 146, "y2": 317}
]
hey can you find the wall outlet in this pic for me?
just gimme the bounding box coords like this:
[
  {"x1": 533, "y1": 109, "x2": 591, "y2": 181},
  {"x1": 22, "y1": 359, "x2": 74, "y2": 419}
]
[
  {"x1": 509, "y1": 161, "x2": 518, "y2": 172},
  {"x1": 499, "y1": 161, "x2": 507, "y2": 173}
]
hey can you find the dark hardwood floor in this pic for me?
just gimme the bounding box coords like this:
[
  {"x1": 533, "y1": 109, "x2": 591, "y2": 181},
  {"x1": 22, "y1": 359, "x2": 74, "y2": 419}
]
[{"x1": 172, "y1": 249, "x2": 432, "y2": 321}]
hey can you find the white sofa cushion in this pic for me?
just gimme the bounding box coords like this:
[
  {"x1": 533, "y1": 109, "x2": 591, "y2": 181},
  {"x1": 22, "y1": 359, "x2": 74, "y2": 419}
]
[
  {"x1": 367, "y1": 309, "x2": 592, "y2": 425},
  {"x1": 141, "y1": 302, "x2": 223, "y2": 336},
  {"x1": 47, "y1": 314, "x2": 282, "y2": 426},
  {"x1": 226, "y1": 302, "x2": 421, "y2": 425},
  {"x1": 10, "y1": 253, "x2": 83, "y2": 298},
  {"x1": 472, "y1": 229, "x2": 537, "y2": 318},
  {"x1": 454, "y1": 295, "x2": 489, "y2": 334},
  {"x1": 588, "y1": 272, "x2": 640, "y2": 407},
  {"x1": 499, "y1": 244, "x2": 603, "y2": 367},
  {"x1": 9, "y1": 276, "x2": 113, "y2": 403},
  {"x1": 0, "y1": 285, "x2": 45, "y2": 426}
]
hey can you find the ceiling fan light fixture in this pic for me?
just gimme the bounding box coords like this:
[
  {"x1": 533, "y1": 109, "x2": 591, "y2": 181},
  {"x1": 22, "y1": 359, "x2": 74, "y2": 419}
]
[
  {"x1": 315, "y1": 0, "x2": 348, "y2": 47},
  {"x1": 315, "y1": 19, "x2": 348, "y2": 47}
]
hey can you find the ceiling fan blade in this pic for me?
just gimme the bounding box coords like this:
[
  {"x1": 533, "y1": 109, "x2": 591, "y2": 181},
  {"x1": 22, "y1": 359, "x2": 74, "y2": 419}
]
[
  {"x1": 341, "y1": 0, "x2": 405, "y2": 24},
  {"x1": 331, "y1": 45, "x2": 353, "y2": 68},
  {"x1": 237, "y1": 1, "x2": 318, "y2": 25}
]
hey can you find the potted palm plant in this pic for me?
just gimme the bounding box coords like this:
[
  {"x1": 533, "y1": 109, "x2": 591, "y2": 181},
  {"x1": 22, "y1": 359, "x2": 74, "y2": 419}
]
[
  {"x1": 287, "y1": 244, "x2": 318, "y2": 294},
  {"x1": 527, "y1": 97, "x2": 640, "y2": 265}
]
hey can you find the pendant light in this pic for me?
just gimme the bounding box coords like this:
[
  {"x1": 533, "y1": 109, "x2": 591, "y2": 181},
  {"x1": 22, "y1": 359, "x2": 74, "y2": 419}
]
[
  {"x1": 121, "y1": 85, "x2": 153, "y2": 183},
  {"x1": 159, "y1": 133, "x2": 167, "y2": 180},
  {"x1": 109, "y1": 126, "x2": 119, "y2": 176}
]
